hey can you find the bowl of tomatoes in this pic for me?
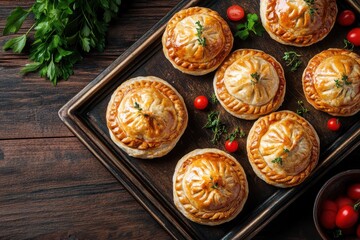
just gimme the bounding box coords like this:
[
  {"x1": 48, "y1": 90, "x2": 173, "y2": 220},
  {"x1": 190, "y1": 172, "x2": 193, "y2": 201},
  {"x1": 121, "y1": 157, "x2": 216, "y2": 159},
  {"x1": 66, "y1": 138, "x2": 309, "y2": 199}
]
[{"x1": 313, "y1": 169, "x2": 360, "y2": 239}]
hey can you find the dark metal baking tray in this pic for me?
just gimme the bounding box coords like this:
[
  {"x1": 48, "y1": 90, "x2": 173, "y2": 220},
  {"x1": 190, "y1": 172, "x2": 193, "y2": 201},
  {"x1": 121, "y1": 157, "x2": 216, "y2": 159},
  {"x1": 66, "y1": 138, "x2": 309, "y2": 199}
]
[{"x1": 59, "y1": 0, "x2": 360, "y2": 239}]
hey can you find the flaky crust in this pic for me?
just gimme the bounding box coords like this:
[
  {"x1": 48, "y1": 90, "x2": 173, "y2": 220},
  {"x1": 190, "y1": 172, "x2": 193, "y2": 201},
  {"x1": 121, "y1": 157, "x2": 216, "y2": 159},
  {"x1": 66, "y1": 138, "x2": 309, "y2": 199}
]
[
  {"x1": 214, "y1": 49, "x2": 286, "y2": 120},
  {"x1": 173, "y1": 148, "x2": 248, "y2": 225},
  {"x1": 106, "y1": 76, "x2": 188, "y2": 159},
  {"x1": 260, "y1": 0, "x2": 337, "y2": 47},
  {"x1": 162, "y1": 7, "x2": 233, "y2": 75},
  {"x1": 302, "y1": 48, "x2": 360, "y2": 116},
  {"x1": 246, "y1": 111, "x2": 320, "y2": 188}
]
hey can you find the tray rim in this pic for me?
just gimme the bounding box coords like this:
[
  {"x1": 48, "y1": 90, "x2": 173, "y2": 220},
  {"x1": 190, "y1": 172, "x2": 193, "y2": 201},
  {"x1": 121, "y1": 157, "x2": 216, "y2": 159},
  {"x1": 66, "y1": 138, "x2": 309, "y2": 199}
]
[{"x1": 59, "y1": 0, "x2": 360, "y2": 239}]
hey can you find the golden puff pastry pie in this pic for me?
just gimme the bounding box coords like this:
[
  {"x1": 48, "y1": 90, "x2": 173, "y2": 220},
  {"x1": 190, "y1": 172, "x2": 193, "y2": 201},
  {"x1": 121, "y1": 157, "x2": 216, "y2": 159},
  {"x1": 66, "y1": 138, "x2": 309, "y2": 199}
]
[
  {"x1": 106, "y1": 76, "x2": 188, "y2": 159},
  {"x1": 173, "y1": 148, "x2": 248, "y2": 225},
  {"x1": 247, "y1": 110, "x2": 320, "y2": 188},
  {"x1": 214, "y1": 49, "x2": 286, "y2": 120},
  {"x1": 162, "y1": 7, "x2": 233, "y2": 75},
  {"x1": 260, "y1": 0, "x2": 337, "y2": 46},
  {"x1": 302, "y1": 48, "x2": 360, "y2": 116}
]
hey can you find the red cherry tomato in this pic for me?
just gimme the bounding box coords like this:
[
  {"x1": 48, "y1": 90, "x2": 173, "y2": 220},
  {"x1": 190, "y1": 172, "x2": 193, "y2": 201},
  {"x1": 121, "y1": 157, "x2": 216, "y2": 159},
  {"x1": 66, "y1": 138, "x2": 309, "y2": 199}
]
[
  {"x1": 347, "y1": 183, "x2": 360, "y2": 200},
  {"x1": 336, "y1": 196, "x2": 354, "y2": 209},
  {"x1": 321, "y1": 199, "x2": 338, "y2": 213},
  {"x1": 337, "y1": 10, "x2": 356, "y2": 26},
  {"x1": 227, "y1": 5, "x2": 245, "y2": 21},
  {"x1": 194, "y1": 95, "x2": 208, "y2": 110},
  {"x1": 335, "y1": 205, "x2": 359, "y2": 229},
  {"x1": 225, "y1": 140, "x2": 239, "y2": 153},
  {"x1": 327, "y1": 118, "x2": 341, "y2": 131},
  {"x1": 347, "y1": 27, "x2": 360, "y2": 46},
  {"x1": 320, "y1": 210, "x2": 337, "y2": 229}
]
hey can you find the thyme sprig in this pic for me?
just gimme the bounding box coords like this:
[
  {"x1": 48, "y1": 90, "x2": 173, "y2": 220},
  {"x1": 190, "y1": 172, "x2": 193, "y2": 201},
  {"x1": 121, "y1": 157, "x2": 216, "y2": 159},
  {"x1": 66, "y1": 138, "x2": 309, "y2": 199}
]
[
  {"x1": 204, "y1": 111, "x2": 227, "y2": 144},
  {"x1": 250, "y1": 72, "x2": 260, "y2": 84},
  {"x1": 195, "y1": 21, "x2": 206, "y2": 46},
  {"x1": 296, "y1": 100, "x2": 309, "y2": 116},
  {"x1": 283, "y1": 51, "x2": 302, "y2": 72}
]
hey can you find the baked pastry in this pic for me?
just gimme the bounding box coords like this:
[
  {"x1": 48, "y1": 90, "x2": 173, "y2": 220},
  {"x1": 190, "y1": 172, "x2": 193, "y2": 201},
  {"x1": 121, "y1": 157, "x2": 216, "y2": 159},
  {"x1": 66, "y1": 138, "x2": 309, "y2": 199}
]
[
  {"x1": 247, "y1": 110, "x2": 320, "y2": 188},
  {"x1": 162, "y1": 7, "x2": 233, "y2": 75},
  {"x1": 106, "y1": 76, "x2": 188, "y2": 159},
  {"x1": 173, "y1": 148, "x2": 248, "y2": 225},
  {"x1": 302, "y1": 48, "x2": 360, "y2": 116},
  {"x1": 260, "y1": 0, "x2": 337, "y2": 47},
  {"x1": 213, "y1": 49, "x2": 286, "y2": 120}
]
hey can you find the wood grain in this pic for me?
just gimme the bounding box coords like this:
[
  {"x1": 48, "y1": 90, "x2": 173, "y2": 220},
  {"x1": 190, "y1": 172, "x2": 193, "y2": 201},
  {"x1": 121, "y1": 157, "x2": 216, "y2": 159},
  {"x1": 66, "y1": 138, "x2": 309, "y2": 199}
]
[{"x1": 0, "y1": 0, "x2": 359, "y2": 239}]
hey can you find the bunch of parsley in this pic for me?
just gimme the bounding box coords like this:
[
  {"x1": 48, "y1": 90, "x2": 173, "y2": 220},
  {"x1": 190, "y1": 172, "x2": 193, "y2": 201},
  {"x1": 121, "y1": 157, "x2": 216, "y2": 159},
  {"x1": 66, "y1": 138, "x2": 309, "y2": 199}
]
[{"x1": 2, "y1": 0, "x2": 121, "y2": 85}]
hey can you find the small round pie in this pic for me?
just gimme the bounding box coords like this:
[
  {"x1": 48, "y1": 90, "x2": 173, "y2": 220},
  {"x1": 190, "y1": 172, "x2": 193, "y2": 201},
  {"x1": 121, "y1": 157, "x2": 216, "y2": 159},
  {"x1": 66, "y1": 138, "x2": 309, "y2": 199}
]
[
  {"x1": 302, "y1": 48, "x2": 360, "y2": 116},
  {"x1": 106, "y1": 76, "x2": 188, "y2": 159},
  {"x1": 247, "y1": 110, "x2": 320, "y2": 188},
  {"x1": 162, "y1": 7, "x2": 233, "y2": 75},
  {"x1": 260, "y1": 0, "x2": 337, "y2": 46},
  {"x1": 173, "y1": 148, "x2": 248, "y2": 225},
  {"x1": 213, "y1": 49, "x2": 286, "y2": 120}
]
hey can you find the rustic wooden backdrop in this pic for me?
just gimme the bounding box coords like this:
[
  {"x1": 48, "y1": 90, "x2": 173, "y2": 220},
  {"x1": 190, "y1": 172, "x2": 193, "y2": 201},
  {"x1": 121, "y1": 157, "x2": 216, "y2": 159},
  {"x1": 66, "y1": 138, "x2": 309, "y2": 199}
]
[{"x1": 0, "y1": 0, "x2": 359, "y2": 239}]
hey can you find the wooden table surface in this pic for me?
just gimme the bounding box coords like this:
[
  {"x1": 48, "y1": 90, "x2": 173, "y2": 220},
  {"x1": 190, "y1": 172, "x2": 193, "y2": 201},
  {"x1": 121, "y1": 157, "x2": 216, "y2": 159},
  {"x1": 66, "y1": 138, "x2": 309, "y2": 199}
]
[{"x1": 1, "y1": 0, "x2": 359, "y2": 239}]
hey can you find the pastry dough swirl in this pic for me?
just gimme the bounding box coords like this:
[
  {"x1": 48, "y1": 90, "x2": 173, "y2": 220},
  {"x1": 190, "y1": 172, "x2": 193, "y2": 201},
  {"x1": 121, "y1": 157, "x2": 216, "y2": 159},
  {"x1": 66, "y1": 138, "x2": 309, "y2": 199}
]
[
  {"x1": 106, "y1": 76, "x2": 188, "y2": 159},
  {"x1": 173, "y1": 149, "x2": 248, "y2": 225}
]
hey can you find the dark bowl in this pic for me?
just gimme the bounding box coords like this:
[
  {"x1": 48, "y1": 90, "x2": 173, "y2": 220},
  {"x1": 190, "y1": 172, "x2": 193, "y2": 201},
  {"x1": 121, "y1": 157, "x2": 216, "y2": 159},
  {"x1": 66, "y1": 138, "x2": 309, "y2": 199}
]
[{"x1": 313, "y1": 169, "x2": 360, "y2": 240}]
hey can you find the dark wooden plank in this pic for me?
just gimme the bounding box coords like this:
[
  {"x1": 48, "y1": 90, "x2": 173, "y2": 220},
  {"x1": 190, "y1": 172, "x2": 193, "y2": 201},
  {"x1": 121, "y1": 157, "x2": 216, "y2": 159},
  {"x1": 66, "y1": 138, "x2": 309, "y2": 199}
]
[
  {"x1": 0, "y1": 0, "x2": 181, "y2": 140},
  {"x1": 0, "y1": 137, "x2": 171, "y2": 239}
]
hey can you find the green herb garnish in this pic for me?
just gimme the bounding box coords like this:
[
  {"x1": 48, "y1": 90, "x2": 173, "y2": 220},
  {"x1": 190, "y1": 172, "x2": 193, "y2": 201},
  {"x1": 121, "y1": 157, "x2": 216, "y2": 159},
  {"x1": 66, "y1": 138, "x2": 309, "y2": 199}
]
[
  {"x1": 134, "y1": 102, "x2": 142, "y2": 111},
  {"x1": 296, "y1": 100, "x2": 309, "y2": 116},
  {"x1": 210, "y1": 176, "x2": 219, "y2": 189},
  {"x1": 283, "y1": 148, "x2": 290, "y2": 153},
  {"x1": 250, "y1": 72, "x2": 260, "y2": 84},
  {"x1": 204, "y1": 111, "x2": 227, "y2": 144},
  {"x1": 235, "y1": 13, "x2": 265, "y2": 40},
  {"x1": 2, "y1": 0, "x2": 122, "y2": 85},
  {"x1": 210, "y1": 93, "x2": 219, "y2": 104},
  {"x1": 195, "y1": 21, "x2": 206, "y2": 46},
  {"x1": 226, "y1": 127, "x2": 246, "y2": 142},
  {"x1": 283, "y1": 51, "x2": 302, "y2": 72},
  {"x1": 272, "y1": 157, "x2": 283, "y2": 165},
  {"x1": 334, "y1": 74, "x2": 351, "y2": 88},
  {"x1": 304, "y1": 0, "x2": 317, "y2": 16},
  {"x1": 344, "y1": 39, "x2": 354, "y2": 51}
]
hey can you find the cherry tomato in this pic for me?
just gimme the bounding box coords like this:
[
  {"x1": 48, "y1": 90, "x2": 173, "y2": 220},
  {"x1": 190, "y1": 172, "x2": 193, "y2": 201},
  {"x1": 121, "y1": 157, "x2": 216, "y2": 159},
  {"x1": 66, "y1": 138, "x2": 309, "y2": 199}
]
[
  {"x1": 227, "y1": 5, "x2": 245, "y2": 21},
  {"x1": 194, "y1": 95, "x2": 208, "y2": 110},
  {"x1": 327, "y1": 118, "x2": 341, "y2": 131},
  {"x1": 347, "y1": 183, "x2": 360, "y2": 200},
  {"x1": 335, "y1": 205, "x2": 359, "y2": 229},
  {"x1": 321, "y1": 199, "x2": 338, "y2": 213},
  {"x1": 225, "y1": 140, "x2": 239, "y2": 153},
  {"x1": 320, "y1": 209, "x2": 337, "y2": 229},
  {"x1": 347, "y1": 27, "x2": 360, "y2": 46},
  {"x1": 336, "y1": 196, "x2": 354, "y2": 209},
  {"x1": 337, "y1": 10, "x2": 356, "y2": 26}
]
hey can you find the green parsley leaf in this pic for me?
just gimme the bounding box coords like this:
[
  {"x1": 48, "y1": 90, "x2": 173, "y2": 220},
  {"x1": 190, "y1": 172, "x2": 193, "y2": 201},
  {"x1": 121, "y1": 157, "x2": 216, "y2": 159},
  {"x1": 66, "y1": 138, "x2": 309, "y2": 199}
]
[
  {"x1": 3, "y1": 7, "x2": 30, "y2": 35},
  {"x1": 3, "y1": 34, "x2": 27, "y2": 53},
  {"x1": 235, "y1": 13, "x2": 264, "y2": 40},
  {"x1": 250, "y1": 72, "x2": 260, "y2": 84}
]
